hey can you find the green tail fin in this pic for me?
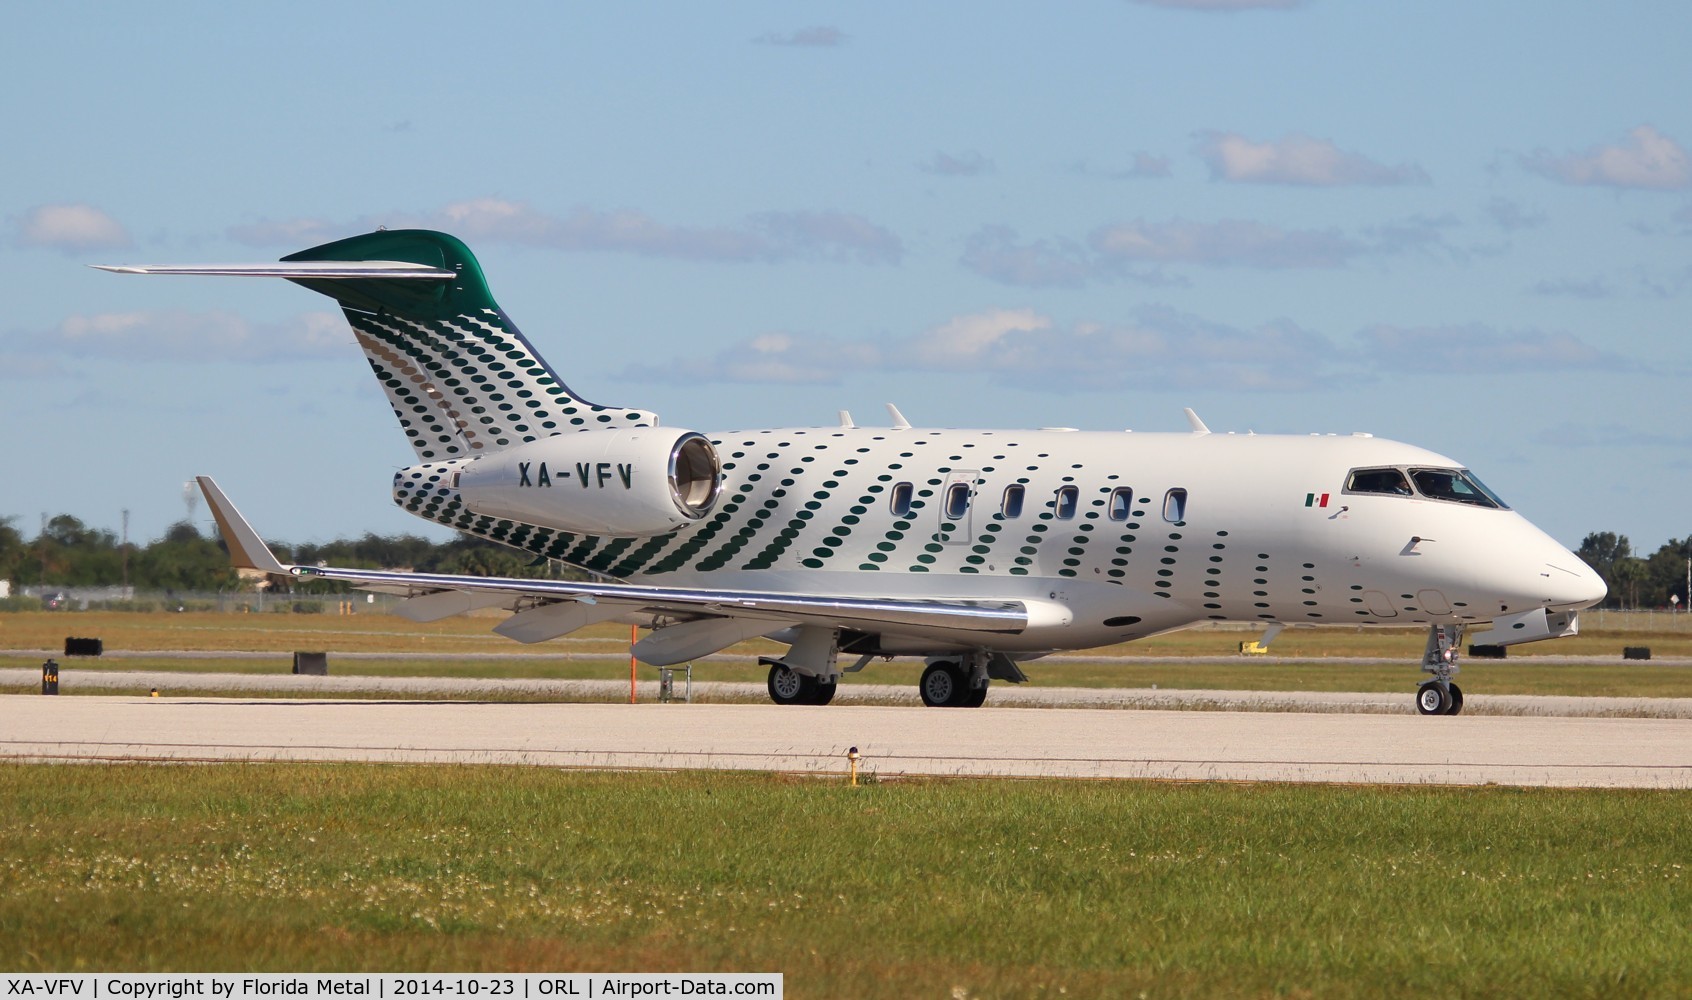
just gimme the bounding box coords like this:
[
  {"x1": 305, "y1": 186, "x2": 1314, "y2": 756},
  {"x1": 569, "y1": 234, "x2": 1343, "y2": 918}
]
[{"x1": 284, "y1": 230, "x2": 656, "y2": 462}]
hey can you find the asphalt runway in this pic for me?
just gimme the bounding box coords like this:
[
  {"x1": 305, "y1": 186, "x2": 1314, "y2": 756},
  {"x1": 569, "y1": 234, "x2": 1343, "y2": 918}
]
[{"x1": 4, "y1": 694, "x2": 1689, "y2": 788}]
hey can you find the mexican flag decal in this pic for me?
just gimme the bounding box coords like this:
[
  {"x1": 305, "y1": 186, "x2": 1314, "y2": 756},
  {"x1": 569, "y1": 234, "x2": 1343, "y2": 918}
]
[{"x1": 1305, "y1": 493, "x2": 1330, "y2": 508}]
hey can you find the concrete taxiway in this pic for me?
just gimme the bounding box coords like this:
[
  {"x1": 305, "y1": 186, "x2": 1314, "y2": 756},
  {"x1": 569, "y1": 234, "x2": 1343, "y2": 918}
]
[
  {"x1": 4, "y1": 694, "x2": 1689, "y2": 788},
  {"x1": 7, "y1": 666, "x2": 1692, "y2": 717}
]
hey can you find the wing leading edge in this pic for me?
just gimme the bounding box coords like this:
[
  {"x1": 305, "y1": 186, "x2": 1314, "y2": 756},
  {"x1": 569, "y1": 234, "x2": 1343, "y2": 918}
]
[{"x1": 194, "y1": 478, "x2": 1032, "y2": 659}]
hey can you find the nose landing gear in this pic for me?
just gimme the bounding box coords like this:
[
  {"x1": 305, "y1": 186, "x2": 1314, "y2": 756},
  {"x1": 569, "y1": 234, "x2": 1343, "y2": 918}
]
[{"x1": 1416, "y1": 624, "x2": 1465, "y2": 716}]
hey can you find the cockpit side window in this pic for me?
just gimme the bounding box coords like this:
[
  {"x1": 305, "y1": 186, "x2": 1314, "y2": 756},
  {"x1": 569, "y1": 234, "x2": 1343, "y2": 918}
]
[
  {"x1": 1410, "y1": 468, "x2": 1509, "y2": 509},
  {"x1": 1346, "y1": 467, "x2": 1413, "y2": 497}
]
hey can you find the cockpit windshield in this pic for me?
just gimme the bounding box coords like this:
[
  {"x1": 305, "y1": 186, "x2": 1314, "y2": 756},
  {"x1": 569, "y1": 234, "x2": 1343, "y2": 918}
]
[
  {"x1": 1345, "y1": 466, "x2": 1510, "y2": 509},
  {"x1": 1410, "y1": 468, "x2": 1509, "y2": 509},
  {"x1": 1347, "y1": 468, "x2": 1412, "y2": 496}
]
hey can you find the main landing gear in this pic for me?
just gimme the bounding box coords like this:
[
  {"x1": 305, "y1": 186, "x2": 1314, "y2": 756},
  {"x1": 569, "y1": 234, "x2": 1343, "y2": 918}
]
[
  {"x1": 918, "y1": 660, "x2": 988, "y2": 708},
  {"x1": 766, "y1": 664, "x2": 837, "y2": 706},
  {"x1": 1416, "y1": 624, "x2": 1465, "y2": 716},
  {"x1": 759, "y1": 628, "x2": 1024, "y2": 708}
]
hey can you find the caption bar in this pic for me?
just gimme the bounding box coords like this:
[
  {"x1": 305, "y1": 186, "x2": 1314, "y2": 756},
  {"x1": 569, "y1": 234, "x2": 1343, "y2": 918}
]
[{"x1": 4, "y1": 976, "x2": 780, "y2": 1000}]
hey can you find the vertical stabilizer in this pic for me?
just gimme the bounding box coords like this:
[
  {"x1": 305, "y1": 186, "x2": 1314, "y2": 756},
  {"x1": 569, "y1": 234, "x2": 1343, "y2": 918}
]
[{"x1": 282, "y1": 230, "x2": 656, "y2": 461}]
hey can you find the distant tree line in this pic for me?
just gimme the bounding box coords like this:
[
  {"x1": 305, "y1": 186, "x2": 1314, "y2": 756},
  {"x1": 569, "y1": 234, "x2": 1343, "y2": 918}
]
[
  {"x1": 1576, "y1": 533, "x2": 1692, "y2": 611},
  {"x1": 0, "y1": 514, "x2": 574, "y2": 595}
]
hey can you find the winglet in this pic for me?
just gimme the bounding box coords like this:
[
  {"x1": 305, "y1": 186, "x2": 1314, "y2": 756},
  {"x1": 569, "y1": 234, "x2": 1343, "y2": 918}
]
[
  {"x1": 1184, "y1": 408, "x2": 1211, "y2": 435},
  {"x1": 195, "y1": 476, "x2": 291, "y2": 575},
  {"x1": 886, "y1": 403, "x2": 911, "y2": 429}
]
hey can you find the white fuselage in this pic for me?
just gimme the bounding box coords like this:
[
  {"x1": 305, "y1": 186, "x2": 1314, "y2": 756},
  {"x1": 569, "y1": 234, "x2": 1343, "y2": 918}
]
[{"x1": 396, "y1": 425, "x2": 1603, "y2": 655}]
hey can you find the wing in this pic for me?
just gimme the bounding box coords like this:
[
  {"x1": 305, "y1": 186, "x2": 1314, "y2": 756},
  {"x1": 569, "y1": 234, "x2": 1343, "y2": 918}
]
[{"x1": 196, "y1": 477, "x2": 1032, "y2": 662}]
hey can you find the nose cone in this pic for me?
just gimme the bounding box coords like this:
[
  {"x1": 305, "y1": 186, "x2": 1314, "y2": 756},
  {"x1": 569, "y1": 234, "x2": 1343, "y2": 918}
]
[
  {"x1": 1541, "y1": 553, "x2": 1607, "y2": 611},
  {"x1": 1457, "y1": 516, "x2": 1608, "y2": 614}
]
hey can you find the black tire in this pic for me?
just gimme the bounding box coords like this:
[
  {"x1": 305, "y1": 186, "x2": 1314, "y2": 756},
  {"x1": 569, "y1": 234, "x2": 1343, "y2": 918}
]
[
  {"x1": 1446, "y1": 682, "x2": 1464, "y2": 716},
  {"x1": 919, "y1": 661, "x2": 967, "y2": 707},
  {"x1": 767, "y1": 665, "x2": 808, "y2": 706},
  {"x1": 1415, "y1": 680, "x2": 1451, "y2": 716},
  {"x1": 810, "y1": 679, "x2": 838, "y2": 706},
  {"x1": 961, "y1": 682, "x2": 988, "y2": 708}
]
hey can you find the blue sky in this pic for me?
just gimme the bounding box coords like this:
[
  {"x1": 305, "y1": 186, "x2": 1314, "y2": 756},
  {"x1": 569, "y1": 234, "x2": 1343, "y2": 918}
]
[{"x1": 3, "y1": 0, "x2": 1688, "y2": 552}]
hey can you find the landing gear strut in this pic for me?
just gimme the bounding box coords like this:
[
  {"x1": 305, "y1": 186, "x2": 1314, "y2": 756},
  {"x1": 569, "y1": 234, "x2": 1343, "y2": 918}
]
[{"x1": 1416, "y1": 625, "x2": 1465, "y2": 716}]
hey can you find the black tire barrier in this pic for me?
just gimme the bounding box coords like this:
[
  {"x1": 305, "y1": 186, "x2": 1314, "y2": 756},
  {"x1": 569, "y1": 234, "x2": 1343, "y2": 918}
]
[
  {"x1": 1467, "y1": 644, "x2": 1507, "y2": 659},
  {"x1": 64, "y1": 637, "x2": 103, "y2": 657},
  {"x1": 1623, "y1": 647, "x2": 1652, "y2": 660},
  {"x1": 292, "y1": 652, "x2": 329, "y2": 675}
]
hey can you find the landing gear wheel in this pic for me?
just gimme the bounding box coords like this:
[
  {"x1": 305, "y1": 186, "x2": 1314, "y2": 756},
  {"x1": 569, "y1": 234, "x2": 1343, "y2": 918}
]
[
  {"x1": 767, "y1": 665, "x2": 808, "y2": 706},
  {"x1": 1415, "y1": 680, "x2": 1452, "y2": 716},
  {"x1": 919, "y1": 661, "x2": 967, "y2": 707},
  {"x1": 961, "y1": 683, "x2": 988, "y2": 708},
  {"x1": 1445, "y1": 682, "x2": 1463, "y2": 716},
  {"x1": 810, "y1": 679, "x2": 838, "y2": 706}
]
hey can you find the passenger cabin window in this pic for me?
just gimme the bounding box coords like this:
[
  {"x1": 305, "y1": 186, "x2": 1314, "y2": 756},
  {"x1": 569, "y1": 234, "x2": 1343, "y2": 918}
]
[
  {"x1": 1055, "y1": 486, "x2": 1079, "y2": 519},
  {"x1": 1410, "y1": 468, "x2": 1508, "y2": 509},
  {"x1": 944, "y1": 482, "x2": 971, "y2": 519},
  {"x1": 890, "y1": 482, "x2": 914, "y2": 517},
  {"x1": 1162, "y1": 488, "x2": 1187, "y2": 523},
  {"x1": 1108, "y1": 487, "x2": 1134, "y2": 521},
  {"x1": 1001, "y1": 484, "x2": 1025, "y2": 518},
  {"x1": 1347, "y1": 468, "x2": 1412, "y2": 496}
]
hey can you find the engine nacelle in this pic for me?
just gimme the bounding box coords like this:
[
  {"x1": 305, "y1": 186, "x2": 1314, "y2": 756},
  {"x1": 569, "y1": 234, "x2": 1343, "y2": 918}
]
[{"x1": 452, "y1": 428, "x2": 722, "y2": 537}]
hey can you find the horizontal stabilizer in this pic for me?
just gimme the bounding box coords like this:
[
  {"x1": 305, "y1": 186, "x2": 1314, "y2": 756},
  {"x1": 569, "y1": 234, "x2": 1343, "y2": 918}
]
[{"x1": 91, "y1": 261, "x2": 454, "y2": 279}]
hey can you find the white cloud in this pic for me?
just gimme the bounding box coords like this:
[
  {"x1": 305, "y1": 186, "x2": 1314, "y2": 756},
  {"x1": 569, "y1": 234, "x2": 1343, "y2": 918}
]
[
  {"x1": 1118, "y1": 153, "x2": 1173, "y2": 179},
  {"x1": 625, "y1": 306, "x2": 1344, "y2": 391},
  {"x1": 1530, "y1": 278, "x2": 1613, "y2": 300},
  {"x1": 226, "y1": 217, "x2": 342, "y2": 248},
  {"x1": 1483, "y1": 197, "x2": 1547, "y2": 232},
  {"x1": 1533, "y1": 423, "x2": 1692, "y2": 449},
  {"x1": 755, "y1": 26, "x2": 846, "y2": 47},
  {"x1": 1523, "y1": 126, "x2": 1691, "y2": 190},
  {"x1": 228, "y1": 199, "x2": 902, "y2": 265},
  {"x1": 1194, "y1": 132, "x2": 1428, "y2": 186},
  {"x1": 1090, "y1": 218, "x2": 1363, "y2": 268},
  {"x1": 1070, "y1": 154, "x2": 1173, "y2": 180},
  {"x1": 1354, "y1": 324, "x2": 1630, "y2": 373},
  {"x1": 961, "y1": 227, "x2": 1100, "y2": 289},
  {"x1": 920, "y1": 151, "x2": 994, "y2": 177},
  {"x1": 907, "y1": 309, "x2": 1051, "y2": 367},
  {"x1": 14, "y1": 204, "x2": 132, "y2": 253},
  {"x1": 965, "y1": 213, "x2": 1453, "y2": 287},
  {"x1": 33, "y1": 310, "x2": 349, "y2": 362},
  {"x1": 0, "y1": 354, "x2": 64, "y2": 379},
  {"x1": 627, "y1": 310, "x2": 1648, "y2": 393}
]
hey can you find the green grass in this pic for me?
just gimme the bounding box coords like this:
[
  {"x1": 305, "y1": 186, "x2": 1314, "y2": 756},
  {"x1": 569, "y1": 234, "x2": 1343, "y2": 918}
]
[{"x1": 2, "y1": 764, "x2": 1688, "y2": 997}]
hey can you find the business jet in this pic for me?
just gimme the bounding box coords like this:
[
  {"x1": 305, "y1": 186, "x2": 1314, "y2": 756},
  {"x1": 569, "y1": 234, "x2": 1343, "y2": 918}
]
[{"x1": 98, "y1": 229, "x2": 1606, "y2": 714}]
